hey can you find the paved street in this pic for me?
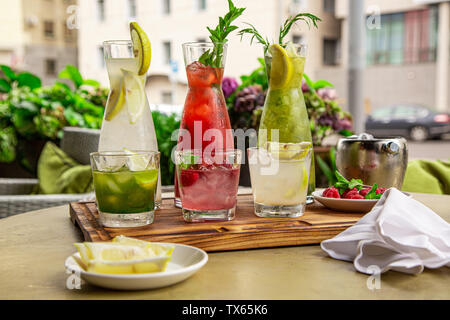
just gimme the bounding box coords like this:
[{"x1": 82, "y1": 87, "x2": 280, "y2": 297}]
[{"x1": 408, "y1": 135, "x2": 450, "y2": 161}]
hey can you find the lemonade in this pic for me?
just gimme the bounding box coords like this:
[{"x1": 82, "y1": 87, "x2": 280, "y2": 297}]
[
  {"x1": 99, "y1": 23, "x2": 162, "y2": 208},
  {"x1": 258, "y1": 44, "x2": 316, "y2": 197},
  {"x1": 93, "y1": 169, "x2": 158, "y2": 214},
  {"x1": 248, "y1": 143, "x2": 312, "y2": 217}
]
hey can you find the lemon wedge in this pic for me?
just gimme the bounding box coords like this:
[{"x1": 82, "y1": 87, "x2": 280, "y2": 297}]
[
  {"x1": 269, "y1": 44, "x2": 293, "y2": 89},
  {"x1": 74, "y1": 237, "x2": 174, "y2": 274},
  {"x1": 130, "y1": 22, "x2": 151, "y2": 76},
  {"x1": 267, "y1": 141, "x2": 312, "y2": 160},
  {"x1": 122, "y1": 69, "x2": 146, "y2": 124},
  {"x1": 104, "y1": 79, "x2": 126, "y2": 121},
  {"x1": 123, "y1": 148, "x2": 150, "y2": 171}
]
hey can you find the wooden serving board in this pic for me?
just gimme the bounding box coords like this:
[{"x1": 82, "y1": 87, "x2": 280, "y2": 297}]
[{"x1": 70, "y1": 195, "x2": 364, "y2": 252}]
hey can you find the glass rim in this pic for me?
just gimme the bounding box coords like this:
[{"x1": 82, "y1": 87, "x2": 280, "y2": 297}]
[
  {"x1": 90, "y1": 151, "x2": 160, "y2": 157},
  {"x1": 103, "y1": 40, "x2": 133, "y2": 46},
  {"x1": 175, "y1": 149, "x2": 241, "y2": 155},
  {"x1": 182, "y1": 41, "x2": 228, "y2": 48}
]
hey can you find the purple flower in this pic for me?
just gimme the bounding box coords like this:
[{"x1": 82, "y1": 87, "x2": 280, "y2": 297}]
[
  {"x1": 301, "y1": 81, "x2": 310, "y2": 93},
  {"x1": 317, "y1": 88, "x2": 337, "y2": 101},
  {"x1": 222, "y1": 77, "x2": 238, "y2": 98}
]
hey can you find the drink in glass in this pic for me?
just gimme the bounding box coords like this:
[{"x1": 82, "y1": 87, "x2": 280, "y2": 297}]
[
  {"x1": 91, "y1": 151, "x2": 160, "y2": 227},
  {"x1": 174, "y1": 42, "x2": 234, "y2": 208},
  {"x1": 99, "y1": 34, "x2": 162, "y2": 208},
  {"x1": 258, "y1": 44, "x2": 316, "y2": 201},
  {"x1": 175, "y1": 150, "x2": 241, "y2": 222},
  {"x1": 248, "y1": 142, "x2": 312, "y2": 217}
]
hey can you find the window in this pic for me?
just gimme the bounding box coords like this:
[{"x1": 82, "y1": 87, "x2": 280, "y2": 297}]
[
  {"x1": 163, "y1": 41, "x2": 172, "y2": 65},
  {"x1": 292, "y1": 35, "x2": 303, "y2": 44},
  {"x1": 366, "y1": 8, "x2": 438, "y2": 66},
  {"x1": 162, "y1": 0, "x2": 171, "y2": 15},
  {"x1": 162, "y1": 91, "x2": 173, "y2": 104},
  {"x1": 64, "y1": 23, "x2": 75, "y2": 42},
  {"x1": 43, "y1": 21, "x2": 54, "y2": 38},
  {"x1": 128, "y1": 0, "x2": 137, "y2": 18},
  {"x1": 323, "y1": 38, "x2": 339, "y2": 65},
  {"x1": 99, "y1": 46, "x2": 105, "y2": 68},
  {"x1": 371, "y1": 108, "x2": 392, "y2": 120},
  {"x1": 197, "y1": 0, "x2": 207, "y2": 11},
  {"x1": 323, "y1": 0, "x2": 335, "y2": 14},
  {"x1": 392, "y1": 106, "x2": 418, "y2": 119},
  {"x1": 97, "y1": 0, "x2": 105, "y2": 21},
  {"x1": 45, "y1": 59, "x2": 57, "y2": 75}
]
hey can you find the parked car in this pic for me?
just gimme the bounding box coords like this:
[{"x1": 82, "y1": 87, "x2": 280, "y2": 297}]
[{"x1": 365, "y1": 104, "x2": 450, "y2": 141}]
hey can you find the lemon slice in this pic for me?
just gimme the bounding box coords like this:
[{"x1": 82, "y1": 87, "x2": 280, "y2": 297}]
[
  {"x1": 123, "y1": 148, "x2": 149, "y2": 171},
  {"x1": 267, "y1": 142, "x2": 312, "y2": 160},
  {"x1": 104, "y1": 80, "x2": 126, "y2": 121},
  {"x1": 130, "y1": 22, "x2": 151, "y2": 76},
  {"x1": 269, "y1": 44, "x2": 293, "y2": 89},
  {"x1": 122, "y1": 69, "x2": 146, "y2": 124},
  {"x1": 302, "y1": 165, "x2": 309, "y2": 189},
  {"x1": 74, "y1": 237, "x2": 174, "y2": 274}
]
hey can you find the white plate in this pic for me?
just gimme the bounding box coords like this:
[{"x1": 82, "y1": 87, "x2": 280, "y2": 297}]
[
  {"x1": 65, "y1": 242, "x2": 208, "y2": 290},
  {"x1": 312, "y1": 190, "x2": 412, "y2": 213}
]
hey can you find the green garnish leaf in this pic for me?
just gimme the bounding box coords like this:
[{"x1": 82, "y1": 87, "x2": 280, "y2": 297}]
[
  {"x1": 180, "y1": 154, "x2": 200, "y2": 170},
  {"x1": 239, "y1": 12, "x2": 321, "y2": 52},
  {"x1": 335, "y1": 171, "x2": 349, "y2": 184},
  {"x1": 348, "y1": 179, "x2": 364, "y2": 190},
  {"x1": 365, "y1": 184, "x2": 378, "y2": 199},
  {"x1": 200, "y1": 0, "x2": 245, "y2": 68}
]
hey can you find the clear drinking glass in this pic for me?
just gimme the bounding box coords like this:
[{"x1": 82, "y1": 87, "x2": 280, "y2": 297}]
[
  {"x1": 173, "y1": 42, "x2": 234, "y2": 208},
  {"x1": 248, "y1": 142, "x2": 312, "y2": 217},
  {"x1": 90, "y1": 151, "x2": 160, "y2": 227},
  {"x1": 175, "y1": 149, "x2": 241, "y2": 222},
  {"x1": 99, "y1": 40, "x2": 162, "y2": 208}
]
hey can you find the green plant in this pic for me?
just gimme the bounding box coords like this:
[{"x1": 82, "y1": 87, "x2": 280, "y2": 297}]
[
  {"x1": 152, "y1": 111, "x2": 181, "y2": 186},
  {"x1": 239, "y1": 13, "x2": 321, "y2": 52},
  {"x1": 199, "y1": 0, "x2": 245, "y2": 68},
  {"x1": 0, "y1": 64, "x2": 106, "y2": 170}
]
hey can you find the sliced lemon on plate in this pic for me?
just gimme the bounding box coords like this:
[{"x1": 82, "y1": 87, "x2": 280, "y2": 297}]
[
  {"x1": 104, "y1": 80, "x2": 126, "y2": 121},
  {"x1": 122, "y1": 69, "x2": 146, "y2": 124},
  {"x1": 268, "y1": 44, "x2": 293, "y2": 89},
  {"x1": 130, "y1": 22, "x2": 151, "y2": 76},
  {"x1": 74, "y1": 236, "x2": 174, "y2": 274}
]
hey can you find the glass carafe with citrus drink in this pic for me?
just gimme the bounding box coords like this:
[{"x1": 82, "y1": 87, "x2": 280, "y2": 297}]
[
  {"x1": 258, "y1": 43, "x2": 316, "y2": 197},
  {"x1": 174, "y1": 1, "x2": 245, "y2": 208},
  {"x1": 239, "y1": 13, "x2": 321, "y2": 201},
  {"x1": 99, "y1": 23, "x2": 162, "y2": 207}
]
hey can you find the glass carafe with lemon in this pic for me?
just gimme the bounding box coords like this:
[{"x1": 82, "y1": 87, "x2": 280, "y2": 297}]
[
  {"x1": 99, "y1": 23, "x2": 162, "y2": 207},
  {"x1": 258, "y1": 43, "x2": 316, "y2": 197},
  {"x1": 239, "y1": 14, "x2": 321, "y2": 201}
]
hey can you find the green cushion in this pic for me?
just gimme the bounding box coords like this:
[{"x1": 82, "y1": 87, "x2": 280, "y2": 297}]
[
  {"x1": 402, "y1": 160, "x2": 450, "y2": 195},
  {"x1": 36, "y1": 142, "x2": 93, "y2": 194}
]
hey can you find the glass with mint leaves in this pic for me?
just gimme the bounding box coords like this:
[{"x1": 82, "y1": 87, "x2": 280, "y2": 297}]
[
  {"x1": 239, "y1": 13, "x2": 321, "y2": 202},
  {"x1": 174, "y1": 0, "x2": 245, "y2": 208}
]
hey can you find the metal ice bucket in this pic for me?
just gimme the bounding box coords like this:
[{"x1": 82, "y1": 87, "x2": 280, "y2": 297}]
[{"x1": 336, "y1": 134, "x2": 408, "y2": 189}]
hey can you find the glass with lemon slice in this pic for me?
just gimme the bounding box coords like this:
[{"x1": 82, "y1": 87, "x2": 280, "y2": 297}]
[
  {"x1": 99, "y1": 23, "x2": 162, "y2": 208},
  {"x1": 90, "y1": 151, "x2": 160, "y2": 227},
  {"x1": 248, "y1": 142, "x2": 312, "y2": 217},
  {"x1": 258, "y1": 43, "x2": 316, "y2": 202}
]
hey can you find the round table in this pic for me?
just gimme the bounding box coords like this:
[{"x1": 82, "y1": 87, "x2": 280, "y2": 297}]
[{"x1": 1, "y1": 192, "x2": 449, "y2": 300}]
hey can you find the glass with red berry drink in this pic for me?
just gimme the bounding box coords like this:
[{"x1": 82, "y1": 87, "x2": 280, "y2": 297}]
[
  {"x1": 174, "y1": 42, "x2": 234, "y2": 207},
  {"x1": 175, "y1": 149, "x2": 241, "y2": 222},
  {"x1": 173, "y1": 1, "x2": 245, "y2": 208}
]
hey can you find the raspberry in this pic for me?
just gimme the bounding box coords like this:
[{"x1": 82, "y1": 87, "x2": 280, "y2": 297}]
[
  {"x1": 347, "y1": 193, "x2": 365, "y2": 200},
  {"x1": 323, "y1": 187, "x2": 340, "y2": 198},
  {"x1": 376, "y1": 187, "x2": 386, "y2": 195},
  {"x1": 180, "y1": 171, "x2": 199, "y2": 187},
  {"x1": 342, "y1": 188, "x2": 358, "y2": 199},
  {"x1": 359, "y1": 187, "x2": 371, "y2": 197}
]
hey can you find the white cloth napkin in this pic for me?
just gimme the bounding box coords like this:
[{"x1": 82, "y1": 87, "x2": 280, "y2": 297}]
[{"x1": 320, "y1": 188, "x2": 450, "y2": 275}]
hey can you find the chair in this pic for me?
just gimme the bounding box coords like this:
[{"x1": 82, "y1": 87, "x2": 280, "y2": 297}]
[{"x1": 0, "y1": 127, "x2": 100, "y2": 218}]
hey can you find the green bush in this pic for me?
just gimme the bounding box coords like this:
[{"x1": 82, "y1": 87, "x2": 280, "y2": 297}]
[{"x1": 152, "y1": 110, "x2": 180, "y2": 186}]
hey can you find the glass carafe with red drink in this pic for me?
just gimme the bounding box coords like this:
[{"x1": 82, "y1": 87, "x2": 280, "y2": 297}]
[{"x1": 174, "y1": 42, "x2": 234, "y2": 207}]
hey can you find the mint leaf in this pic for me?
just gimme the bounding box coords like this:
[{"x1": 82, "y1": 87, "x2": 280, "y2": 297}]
[
  {"x1": 348, "y1": 179, "x2": 364, "y2": 190},
  {"x1": 335, "y1": 171, "x2": 349, "y2": 184},
  {"x1": 365, "y1": 184, "x2": 378, "y2": 199}
]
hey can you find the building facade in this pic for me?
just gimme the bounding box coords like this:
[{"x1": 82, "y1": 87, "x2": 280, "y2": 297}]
[
  {"x1": 0, "y1": 0, "x2": 78, "y2": 85},
  {"x1": 317, "y1": 0, "x2": 449, "y2": 113},
  {"x1": 76, "y1": 0, "x2": 449, "y2": 113}
]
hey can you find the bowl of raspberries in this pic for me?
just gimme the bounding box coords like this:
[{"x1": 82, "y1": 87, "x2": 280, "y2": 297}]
[{"x1": 313, "y1": 171, "x2": 409, "y2": 213}]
